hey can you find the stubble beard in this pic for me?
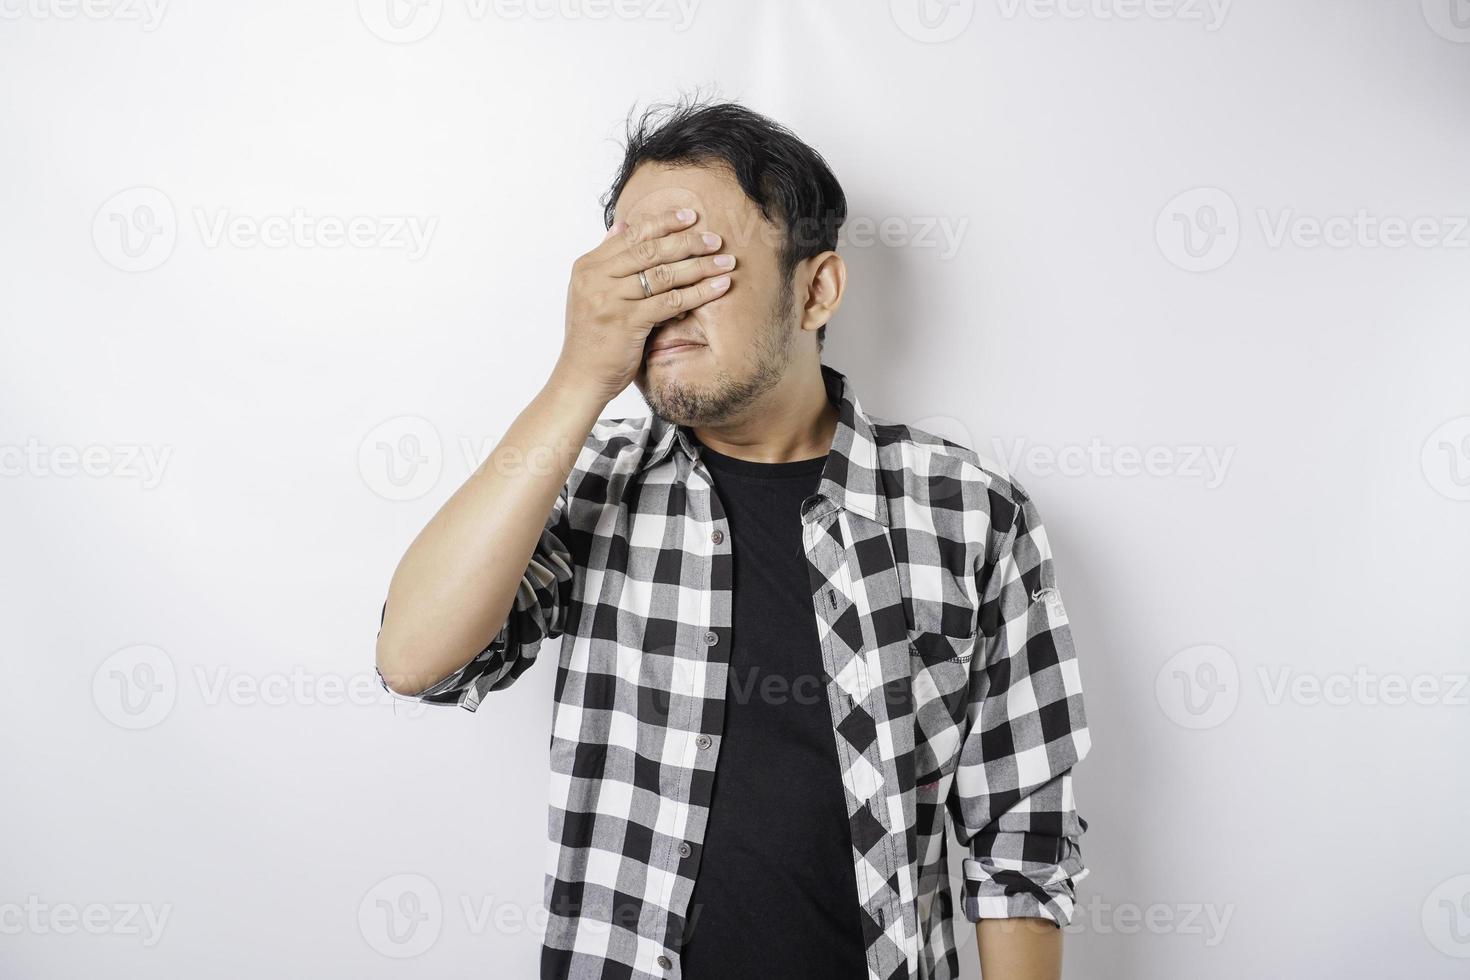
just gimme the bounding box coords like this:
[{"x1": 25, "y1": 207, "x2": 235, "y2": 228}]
[{"x1": 639, "y1": 290, "x2": 796, "y2": 427}]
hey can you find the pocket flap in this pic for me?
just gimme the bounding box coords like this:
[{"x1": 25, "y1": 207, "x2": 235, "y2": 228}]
[{"x1": 909, "y1": 629, "x2": 978, "y2": 666}]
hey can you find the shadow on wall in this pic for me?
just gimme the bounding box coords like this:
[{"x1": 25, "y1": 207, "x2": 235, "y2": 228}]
[
  {"x1": 824, "y1": 190, "x2": 990, "y2": 429},
  {"x1": 823, "y1": 191, "x2": 930, "y2": 407}
]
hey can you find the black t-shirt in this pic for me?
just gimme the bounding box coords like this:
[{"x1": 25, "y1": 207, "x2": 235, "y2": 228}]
[{"x1": 677, "y1": 438, "x2": 869, "y2": 980}]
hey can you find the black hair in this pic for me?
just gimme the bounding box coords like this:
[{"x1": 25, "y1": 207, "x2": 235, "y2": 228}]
[{"x1": 600, "y1": 97, "x2": 847, "y2": 349}]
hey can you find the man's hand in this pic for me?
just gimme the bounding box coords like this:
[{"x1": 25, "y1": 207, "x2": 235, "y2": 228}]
[
  {"x1": 377, "y1": 213, "x2": 735, "y2": 697},
  {"x1": 556, "y1": 206, "x2": 735, "y2": 401}
]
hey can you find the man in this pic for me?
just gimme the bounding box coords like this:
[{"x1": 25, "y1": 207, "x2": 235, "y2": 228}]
[{"x1": 376, "y1": 100, "x2": 1090, "y2": 980}]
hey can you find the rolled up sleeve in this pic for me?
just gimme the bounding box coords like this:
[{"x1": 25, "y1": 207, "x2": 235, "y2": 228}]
[
  {"x1": 951, "y1": 489, "x2": 1091, "y2": 926},
  {"x1": 376, "y1": 485, "x2": 576, "y2": 712}
]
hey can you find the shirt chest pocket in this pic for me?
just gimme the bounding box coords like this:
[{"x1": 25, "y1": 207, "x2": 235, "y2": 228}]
[
  {"x1": 909, "y1": 627, "x2": 977, "y2": 668},
  {"x1": 908, "y1": 625, "x2": 977, "y2": 787}
]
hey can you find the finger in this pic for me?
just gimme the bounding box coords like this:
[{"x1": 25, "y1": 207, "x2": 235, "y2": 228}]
[
  {"x1": 629, "y1": 272, "x2": 731, "y2": 325},
  {"x1": 625, "y1": 206, "x2": 697, "y2": 247},
  {"x1": 589, "y1": 207, "x2": 691, "y2": 260},
  {"x1": 605, "y1": 227, "x2": 723, "y2": 278},
  {"x1": 590, "y1": 202, "x2": 711, "y2": 265},
  {"x1": 619, "y1": 253, "x2": 736, "y2": 300}
]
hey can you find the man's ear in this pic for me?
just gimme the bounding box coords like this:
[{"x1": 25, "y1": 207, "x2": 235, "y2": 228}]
[{"x1": 799, "y1": 251, "x2": 846, "y2": 336}]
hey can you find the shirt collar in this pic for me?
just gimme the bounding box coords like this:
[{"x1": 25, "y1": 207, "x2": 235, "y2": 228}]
[
  {"x1": 640, "y1": 363, "x2": 889, "y2": 526},
  {"x1": 640, "y1": 407, "x2": 698, "y2": 476}
]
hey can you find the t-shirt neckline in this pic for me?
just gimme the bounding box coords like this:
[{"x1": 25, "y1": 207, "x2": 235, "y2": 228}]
[{"x1": 692, "y1": 434, "x2": 829, "y2": 480}]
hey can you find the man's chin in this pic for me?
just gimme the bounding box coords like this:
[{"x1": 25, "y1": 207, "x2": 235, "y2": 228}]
[{"x1": 636, "y1": 375, "x2": 707, "y2": 427}]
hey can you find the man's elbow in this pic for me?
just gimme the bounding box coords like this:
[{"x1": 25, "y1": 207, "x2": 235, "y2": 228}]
[{"x1": 375, "y1": 632, "x2": 438, "y2": 697}]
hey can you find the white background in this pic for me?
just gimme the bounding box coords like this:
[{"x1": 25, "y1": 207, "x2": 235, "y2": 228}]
[{"x1": 3, "y1": 1, "x2": 1468, "y2": 977}]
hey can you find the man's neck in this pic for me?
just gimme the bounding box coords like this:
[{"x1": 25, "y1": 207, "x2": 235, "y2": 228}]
[{"x1": 692, "y1": 364, "x2": 839, "y2": 464}]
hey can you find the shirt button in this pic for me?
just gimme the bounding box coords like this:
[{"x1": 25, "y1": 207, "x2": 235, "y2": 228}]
[
  {"x1": 657, "y1": 954, "x2": 673, "y2": 970},
  {"x1": 703, "y1": 630, "x2": 718, "y2": 646},
  {"x1": 677, "y1": 841, "x2": 692, "y2": 859},
  {"x1": 711, "y1": 529, "x2": 724, "y2": 545},
  {"x1": 695, "y1": 734, "x2": 712, "y2": 750}
]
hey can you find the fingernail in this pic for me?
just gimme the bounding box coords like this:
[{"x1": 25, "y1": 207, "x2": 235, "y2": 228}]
[
  {"x1": 676, "y1": 209, "x2": 696, "y2": 223},
  {"x1": 709, "y1": 275, "x2": 731, "y2": 290},
  {"x1": 712, "y1": 254, "x2": 735, "y2": 268},
  {"x1": 701, "y1": 233, "x2": 721, "y2": 248}
]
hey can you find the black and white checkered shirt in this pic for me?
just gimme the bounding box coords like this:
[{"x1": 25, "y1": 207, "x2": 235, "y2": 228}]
[{"x1": 381, "y1": 364, "x2": 1091, "y2": 980}]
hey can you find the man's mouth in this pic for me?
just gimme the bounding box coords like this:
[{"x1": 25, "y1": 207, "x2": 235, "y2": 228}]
[{"x1": 645, "y1": 330, "x2": 707, "y2": 360}]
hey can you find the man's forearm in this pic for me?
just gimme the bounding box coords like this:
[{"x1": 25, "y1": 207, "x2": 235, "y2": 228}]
[
  {"x1": 376, "y1": 204, "x2": 734, "y2": 695},
  {"x1": 977, "y1": 918, "x2": 1062, "y2": 980},
  {"x1": 375, "y1": 367, "x2": 606, "y2": 695}
]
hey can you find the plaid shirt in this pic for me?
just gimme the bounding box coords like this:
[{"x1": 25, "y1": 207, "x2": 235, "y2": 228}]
[{"x1": 381, "y1": 364, "x2": 1091, "y2": 980}]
